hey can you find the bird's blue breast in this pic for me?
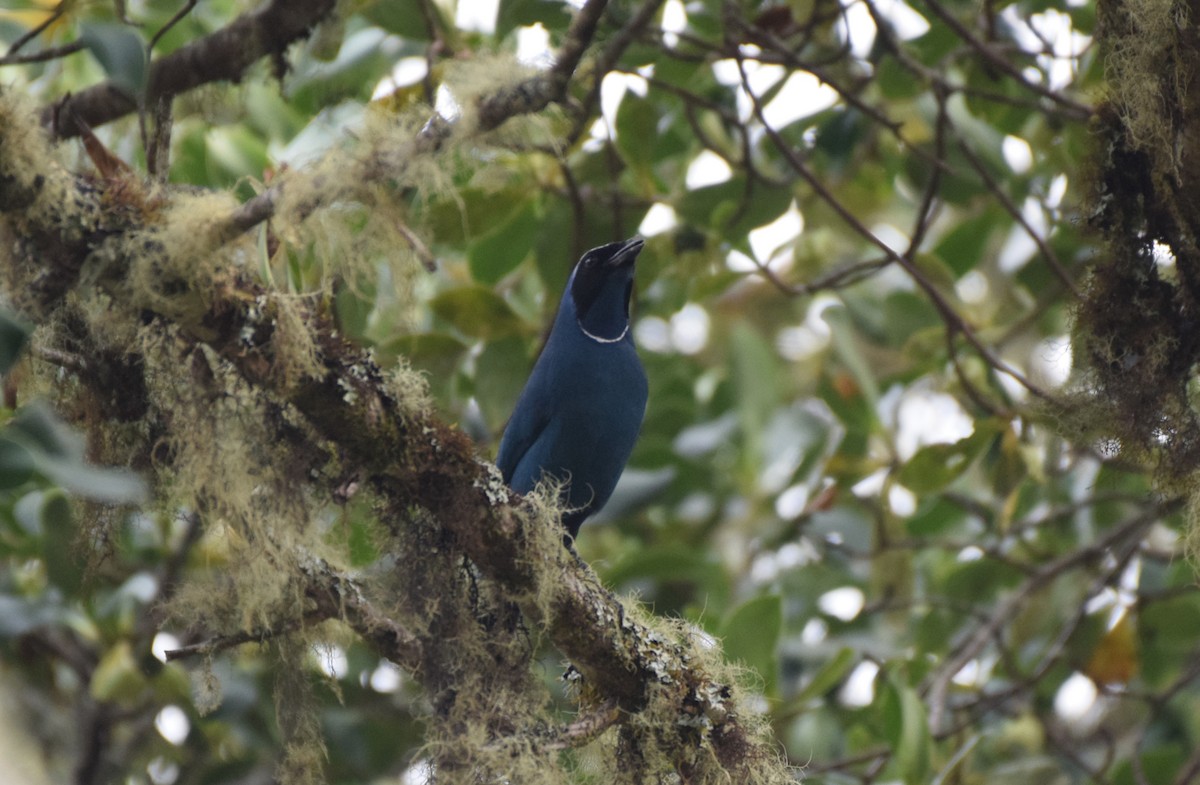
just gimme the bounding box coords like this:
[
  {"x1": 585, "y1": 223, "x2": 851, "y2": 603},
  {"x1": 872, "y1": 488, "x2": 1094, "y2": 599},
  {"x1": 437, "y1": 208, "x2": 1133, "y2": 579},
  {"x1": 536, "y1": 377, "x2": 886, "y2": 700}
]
[{"x1": 496, "y1": 294, "x2": 647, "y2": 537}]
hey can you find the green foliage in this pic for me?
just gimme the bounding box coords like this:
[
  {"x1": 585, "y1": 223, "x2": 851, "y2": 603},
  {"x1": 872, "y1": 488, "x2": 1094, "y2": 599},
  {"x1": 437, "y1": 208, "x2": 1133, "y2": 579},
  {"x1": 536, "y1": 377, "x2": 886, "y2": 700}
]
[{"x1": 1, "y1": 0, "x2": 1198, "y2": 784}]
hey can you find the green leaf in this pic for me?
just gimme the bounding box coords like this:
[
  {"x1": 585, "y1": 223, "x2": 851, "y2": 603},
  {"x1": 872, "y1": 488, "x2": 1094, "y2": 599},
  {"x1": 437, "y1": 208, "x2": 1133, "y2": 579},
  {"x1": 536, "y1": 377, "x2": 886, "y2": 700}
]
[
  {"x1": 430, "y1": 286, "x2": 526, "y2": 340},
  {"x1": 791, "y1": 647, "x2": 856, "y2": 705},
  {"x1": 934, "y1": 209, "x2": 1003, "y2": 276},
  {"x1": 36, "y1": 457, "x2": 148, "y2": 505},
  {"x1": 474, "y1": 336, "x2": 532, "y2": 430},
  {"x1": 677, "y1": 178, "x2": 792, "y2": 237},
  {"x1": 721, "y1": 594, "x2": 781, "y2": 693},
  {"x1": 603, "y1": 545, "x2": 731, "y2": 611},
  {"x1": 0, "y1": 307, "x2": 31, "y2": 373},
  {"x1": 615, "y1": 97, "x2": 658, "y2": 173},
  {"x1": 730, "y1": 323, "x2": 780, "y2": 481},
  {"x1": 881, "y1": 674, "x2": 931, "y2": 785},
  {"x1": 90, "y1": 641, "x2": 147, "y2": 705},
  {"x1": 39, "y1": 490, "x2": 82, "y2": 595},
  {"x1": 6, "y1": 402, "x2": 147, "y2": 503},
  {"x1": 205, "y1": 125, "x2": 269, "y2": 184},
  {"x1": 287, "y1": 28, "x2": 407, "y2": 113},
  {"x1": 468, "y1": 200, "x2": 540, "y2": 284},
  {"x1": 496, "y1": 0, "x2": 573, "y2": 39},
  {"x1": 79, "y1": 24, "x2": 148, "y2": 97},
  {"x1": 877, "y1": 55, "x2": 923, "y2": 100},
  {"x1": 898, "y1": 419, "x2": 1001, "y2": 494},
  {"x1": 363, "y1": 0, "x2": 441, "y2": 39},
  {"x1": 0, "y1": 437, "x2": 35, "y2": 490},
  {"x1": 940, "y1": 558, "x2": 1023, "y2": 600},
  {"x1": 10, "y1": 402, "x2": 83, "y2": 459}
]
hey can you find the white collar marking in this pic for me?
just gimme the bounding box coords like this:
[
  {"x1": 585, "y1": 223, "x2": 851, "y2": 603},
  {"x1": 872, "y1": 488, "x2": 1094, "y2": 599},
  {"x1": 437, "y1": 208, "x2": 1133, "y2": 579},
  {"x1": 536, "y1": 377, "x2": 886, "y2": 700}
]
[{"x1": 578, "y1": 320, "x2": 629, "y2": 344}]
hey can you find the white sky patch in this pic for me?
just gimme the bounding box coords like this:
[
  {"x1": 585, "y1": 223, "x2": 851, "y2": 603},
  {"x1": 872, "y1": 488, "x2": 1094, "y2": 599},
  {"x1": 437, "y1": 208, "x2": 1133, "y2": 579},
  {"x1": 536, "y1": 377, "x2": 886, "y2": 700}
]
[
  {"x1": 1153, "y1": 241, "x2": 1177, "y2": 270},
  {"x1": 1054, "y1": 672, "x2": 1098, "y2": 723},
  {"x1": 583, "y1": 117, "x2": 609, "y2": 150},
  {"x1": 749, "y1": 202, "x2": 803, "y2": 270},
  {"x1": 751, "y1": 552, "x2": 781, "y2": 584},
  {"x1": 840, "y1": 661, "x2": 879, "y2": 708},
  {"x1": 726, "y1": 249, "x2": 758, "y2": 273},
  {"x1": 686, "y1": 150, "x2": 733, "y2": 189},
  {"x1": 851, "y1": 467, "x2": 888, "y2": 499},
  {"x1": 779, "y1": 540, "x2": 819, "y2": 568},
  {"x1": 1046, "y1": 174, "x2": 1068, "y2": 208},
  {"x1": 1002, "y1": 135, "x2": 1033, "y2": 174},
  {"x1": 955, "y1": 270, "x2": 990, "y2": 305},
  {"x1": 958, "y1": 545, "x2": 984, "y2": 562},
  {"x1": 600, "y1": 71, "x2": 648, "y2": 130},
  {"x1": 635, "y1": 315, "x2": 672, "y2": 352},
  {"x1": 716, "y1": 50, "x2": 832, "y2": 125},
  {"x1": 1030, "y1": 335, "x2": 1073, "y2": 389},
  {"x1": 435, "y1": 84, "x2": 461, "y2": 121},
  {"x1": 995, "y1": 369, "x2": 1029, "y2": 403},
  {"x1": 148, "y1": 757, "x2": 180, "y2": 785},
  {"x1": 871, "y1": 223, "x2": 911, "y2": 256},
  {"x1": 777, "y1": 324, "x2": 827, "y2": 361},
  {"x1": 401, "y1": 759, "x2": 434, "y2": 785},
  {"x1": 837, "y1": 1, "x2": 877, "y2": 59},
  {"x1": 775, "y1": 483, "x2": 810, "y2": 519},
  {"x1": 456, "y1": 0, "x2": 498, "y2": 33},
  {"x1": 314, "y1": 644, "x2": 349, "y2": 679},
  {"x1": 952, "y1": 655, "x2": 996, "y2": 687},
  {"x1": 776, "y1": 295, "x2": 839, "y2": 361},
  {"x1": 712, "y1": 57, "x2": 747, "y2": 86},
  {"x1": 1029, "y1": 9, "x2": 1092, "y2": 90},
  {"x1": 516, "y1": 24, "x2": 553, "y2": 66},
  {"x1": 998, "y1": 196, "x2": 1047, "y2": 272},
  {"x1": 369, "y1": 660, "x2": 404, "y2": 693},
  {"x1": 372, "y1": 57, "x2": 428, "y2": 100},
  {"x1": 893, "y1": 387, "x2": 975, "y2": 461},
  {"x1": 762, "y1": 72, "x2": 839, "y2": 128},
  {"x1": 638, "y1": 203, "x2": 678, "y2": 236},
  {"x1": 155, "y1": 705, "x2": 190, "y2": 745},
  {"x1": 801, "y1": 618, "x2": 828, "y2": 646},
  {"x1": 1118, "y1": 560, "x2": 1141, "y2": 606},
  {"x1": 661, "y1": 0, "x2": 687, "y2": 47},
  {"x1": 152, "y1": 632, "x2": 180, "y2": 663},
  {"x1": 670, "y1": 303, "x2": 711, "y2": 354},
  {"x1": 818, "y1": 586, "x2": 866, "y2": 621},
  {"x1": 677, "y1": 491, "x2": 716, "y2": 522},
  {"x1": 888, "y1": 483, "x2": 917, "y2": 516},
  {"x1": 872, "y1": 0, "x2": 930, "y2": 39}
]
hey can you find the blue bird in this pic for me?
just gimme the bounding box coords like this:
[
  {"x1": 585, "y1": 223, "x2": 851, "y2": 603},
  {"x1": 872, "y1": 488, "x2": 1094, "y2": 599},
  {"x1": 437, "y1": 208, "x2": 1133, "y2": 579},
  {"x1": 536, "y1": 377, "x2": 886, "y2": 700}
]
[{"x1": 496, "y1": 237, "x2": 648, "y2": 539}]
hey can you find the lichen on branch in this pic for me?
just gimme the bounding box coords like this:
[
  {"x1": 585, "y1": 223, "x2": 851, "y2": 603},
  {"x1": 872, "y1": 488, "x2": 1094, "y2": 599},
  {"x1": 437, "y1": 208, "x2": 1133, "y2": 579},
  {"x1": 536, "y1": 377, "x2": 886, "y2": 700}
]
[{"x1": 0, "y1": 39, "x2": 792, "y2": 785}]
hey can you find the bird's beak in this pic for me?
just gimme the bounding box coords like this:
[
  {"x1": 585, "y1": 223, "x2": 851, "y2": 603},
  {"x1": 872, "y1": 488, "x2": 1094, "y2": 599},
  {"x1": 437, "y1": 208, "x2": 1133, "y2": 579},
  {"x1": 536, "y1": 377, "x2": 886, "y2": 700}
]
[{"x1": 606, "y1": 236, "x2": 645, "y2": 268}]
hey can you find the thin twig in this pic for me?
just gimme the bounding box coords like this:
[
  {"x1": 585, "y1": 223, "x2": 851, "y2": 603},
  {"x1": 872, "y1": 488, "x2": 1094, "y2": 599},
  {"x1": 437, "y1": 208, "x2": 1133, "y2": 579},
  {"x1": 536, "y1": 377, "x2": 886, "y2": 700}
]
[
  {"x1": 3, "y1": 1, "x2": 68, "y2": 58},
  {"x1": 923, "y1": 504, "x2": 1169, "y2": 733},
  {"x1": 0, "y1": 40, "x2": 85, "y2": 66},
  {"x1": 957, "y1": 138, "x2": 1081, "y2": 298},
  {"x1": 734, "y1": 55, "x2": 1051, "y2": 401},
  {"x1": 148, "y1": 0, "x2": 199, "y2": 52},
  {"x1": 920, "y1": 0, "x2": 1092, "y2": 120}
]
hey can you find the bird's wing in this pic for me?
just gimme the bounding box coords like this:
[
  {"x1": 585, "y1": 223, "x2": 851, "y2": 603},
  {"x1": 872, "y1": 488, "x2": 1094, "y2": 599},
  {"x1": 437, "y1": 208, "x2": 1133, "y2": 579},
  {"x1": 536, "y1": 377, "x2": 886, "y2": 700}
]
[{"x1": 495, "y1": 385, "x2": 552, "y2": 486}]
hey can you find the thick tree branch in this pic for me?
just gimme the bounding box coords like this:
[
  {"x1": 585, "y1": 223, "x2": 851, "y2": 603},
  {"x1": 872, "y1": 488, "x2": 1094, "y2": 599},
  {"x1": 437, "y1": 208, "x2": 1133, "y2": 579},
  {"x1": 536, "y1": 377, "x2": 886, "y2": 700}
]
[
  {"x1": 0, "y1": 83, "x2": 779, "y2": 780},
  {"x1": 38, "y1": 0, "x2": 337, "y2": 138}
]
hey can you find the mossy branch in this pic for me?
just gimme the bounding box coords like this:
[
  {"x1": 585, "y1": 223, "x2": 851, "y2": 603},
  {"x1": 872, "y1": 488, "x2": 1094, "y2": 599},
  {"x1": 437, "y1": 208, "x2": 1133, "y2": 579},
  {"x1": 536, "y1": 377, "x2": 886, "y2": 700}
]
[{"x1": 0, "y1": 82, "x2": 791, "y2": 782}]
